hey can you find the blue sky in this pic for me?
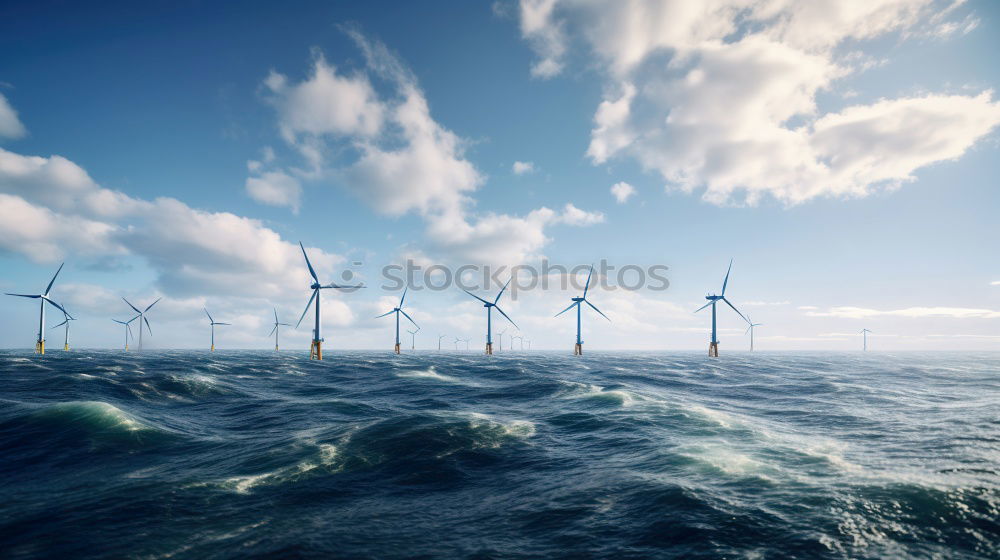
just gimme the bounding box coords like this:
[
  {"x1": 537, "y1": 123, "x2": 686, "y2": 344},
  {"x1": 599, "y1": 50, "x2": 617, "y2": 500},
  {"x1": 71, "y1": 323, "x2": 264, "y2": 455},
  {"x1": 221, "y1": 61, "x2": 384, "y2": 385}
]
[{"x1": 1, "y1": 0, "x2": 998, "y2": 351}]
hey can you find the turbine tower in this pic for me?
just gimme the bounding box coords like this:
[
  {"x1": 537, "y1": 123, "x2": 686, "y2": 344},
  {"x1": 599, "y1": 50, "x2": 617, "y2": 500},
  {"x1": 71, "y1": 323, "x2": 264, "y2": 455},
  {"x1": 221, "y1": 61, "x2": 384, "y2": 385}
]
[
  {"x1": 375, "y1": 287, "x2": 418, "y2": 354},
  {"x1": 745, "y1": 317, "x2": 762, "y2": 352},
  {"x1": 296, "y1": 241, "x2": 364, "y2": 360},
  {"x1": 52, "y1": 312, "x2": 77, "y2": 351},
  {"x1": 5, "y1": 263, "x2": 71, "y2": 354},
  {"x1": 498, "y1": 328, "x2": 508, "y2": 352},
  {"x1": 408, "y1": 327, "x2": 419, "y2": 350},
  {"x1": 204, "y1": 308, "x2": 230, "y2": 351},
  {"x1": 268, "y1": 308, "x2": 291, "y2": 351},
  {"x1": 694, "y1": 259, "x2": 748, "y2": 357},
  {"x1": 122, "y1": 297, "x2": 160, "y2": 352},
  {"x1": 438, "y1": 334, "x2": 447, "y2": 351},
  {"x1": 861, "y1": 328, "x2": 872, "y2": 351},
  {"x1": 461, "y1": 278, "x2": 517, "y2": 355},
  {"x1": 112, "y1": 316, "x2": 138, "y2": 351},
  {"x1": 555, "y1": 265, "x2": 610, "y2": 355}
]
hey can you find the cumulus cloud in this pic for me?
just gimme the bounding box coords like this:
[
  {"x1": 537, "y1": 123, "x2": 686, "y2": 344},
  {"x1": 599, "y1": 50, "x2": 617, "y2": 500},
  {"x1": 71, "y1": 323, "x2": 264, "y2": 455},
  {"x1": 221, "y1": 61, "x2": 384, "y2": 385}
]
[
  {"x1": 0, "y1": 146, "x2": 344, "y2": 301},
  {"x1": 254, "y1": 29, "x2": 604, "y2": 265},
  {"x1": 512, "y1": 160, "x2": 536, "y2": 174},
  {"x1": 0, "y1": 93, "x2": 27, "y2": 139},
  {"x1": 245, "y1": 170, "x2": 302, "y2": 212},
  {"x1": 515, "y1": 0, "x2": 1000, "y2": 206},
  {"x1": 610, "y1": 181, "x2": 635, "y2": 203}
]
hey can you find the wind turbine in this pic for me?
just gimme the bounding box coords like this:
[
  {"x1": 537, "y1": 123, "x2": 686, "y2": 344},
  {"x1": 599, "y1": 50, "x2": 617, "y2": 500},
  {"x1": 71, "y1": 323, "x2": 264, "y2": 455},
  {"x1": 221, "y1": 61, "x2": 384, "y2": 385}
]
[
  {"x1": 461, "y1": 278, "x2": 517, "y2": 355},
  {"x1": 5, "y1": 263, "x2": 71, "y2": 354},
  {"x1": 555, "y1": 265, "x2": 610, "y2": 355},
  {"x1": 408, "y1": 327, "x2": 419, "y2": 350},
  {"x1": 52, "y1": 312, "x2": 76, "y2": 351},
  {"x1": 454, "y1": 337, "x2": 460, "y2": 351},
  {"x1": 112, "y1": 316, "x2": 139, "y2": 351},
  {"x1": 861, "y1": 328, "x2": 872, "y2": 351},
  {"x1": 268, "y1": 308, "x2": 291, "y2": 351},
  {"x1": 498, "y1": 328, "x2": 508, "y2": 352},
  {"x1": 204, "y1": 308, "x2": 230, "y2": 351},
  {"x1": 375, "y1": 287, "x2": 418, "y2": 354},
  {"x1": 745, "y1": 317, "x2": 762, "y2": 352},
  {"x1": 438, "y1": 334, "x2": 447, "y2": 351},
  {"x1": 122, "y1": 297, "x2": 160, "y2": 352},
  {"x1": 694, "y1": 259, "x2": 748, "y2": 357},
  {"x1": 296, "y1": 241, "x2": 364, "y2": 360}
]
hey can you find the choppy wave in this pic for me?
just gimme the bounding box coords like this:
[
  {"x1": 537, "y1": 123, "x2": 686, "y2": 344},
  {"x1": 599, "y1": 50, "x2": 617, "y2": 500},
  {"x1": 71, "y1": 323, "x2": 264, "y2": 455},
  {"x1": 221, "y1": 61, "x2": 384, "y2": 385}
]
[{"x1": 1, "y1": 350, "x2": 997, "y2": 558}]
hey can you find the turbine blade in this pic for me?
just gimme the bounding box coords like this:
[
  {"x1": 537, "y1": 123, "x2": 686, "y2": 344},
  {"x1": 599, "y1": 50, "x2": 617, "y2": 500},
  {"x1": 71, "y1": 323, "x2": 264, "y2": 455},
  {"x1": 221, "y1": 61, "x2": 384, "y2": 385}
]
[
  {"x1": 5, "y1": 293, "x2": 40, "y2": 298},
  {"x1": 274, "y1": 307, "x2": 279, "y2": 323},
  {"x1": 278, "y1": 323, "x2": 292, "y2": 326},
  {"x1": 375, "y1": 310, "x2": 395, "y2": 319},
  {"x1": 461, "y1": 288, "x2": 491, "y2": 305},
  {"x1": 554, "y1": 301, "x2": 578, "y2": 317},
  {"x1": 296, "y1": 290, "x2": 317, "y2": 328},
  {"x1": 267, "y1": 325, "x2": 277, "y2": 337},
  {"x1": 745, "y1": 325, "x2": 752, "y2": 335},
  {"x1": 144, "y1": 316, "x2": 153, "y2": 336},
  {"x1": 399, "y1": 309, "x2": 418, "y2": 328},
  {"x1": 693, "y1": 301, "x2": 713, "y2": 313},
  {"x1": 583, "y1": 265, "x2": 594, "y2": 298},
  {"x1": 215, "y1": 322, "x2": 231, "y2": 326},
  {"x1": 494, "y1": 278, "x2": 512, "y2": 304},
  {"x1": 204, "y1": 308, "x2": 214, "y2": 323},
  {"x1": 44, "y1": 262, "x2": 65, "y2": 296},
  {"x1": 126, "y1": 323, "x2": 133, "y2": 342},
  {"x1": 42, "y1": 297, "x2": 70, "y2": 317},
  {"x1": 52, "y1": 319, "x2": 68, "y2": 329},
  {"x1": 721, "y1": 297, "x2": 748, "y2": 323},
  {"x1": 322, "y1": 282, "x2": 365, "y2": 289},
  {"x1": 493, "y1": 305, "x2": 518, "y2": 329},
  {"x1": 144, "y1": 298, "x2": 161, "y2": 312},
  {"x1": 399, "y1": 286, "x2": 408, "y2": 308},
  {"x1": 721, "y1": 259, "x2": 733, "y2": 296},
  {"x1": 122, "y1": 297, "x2": 141, "y2": 314},
  {"x1": 299, "y1": 241, "x2": 318, "y2": 283},
  {"x1": 112, "y1": 319, "x2": 126, "y2": 325},
  {"x1": 585, "y1": 300, "x2": 611, "y2": 322}
]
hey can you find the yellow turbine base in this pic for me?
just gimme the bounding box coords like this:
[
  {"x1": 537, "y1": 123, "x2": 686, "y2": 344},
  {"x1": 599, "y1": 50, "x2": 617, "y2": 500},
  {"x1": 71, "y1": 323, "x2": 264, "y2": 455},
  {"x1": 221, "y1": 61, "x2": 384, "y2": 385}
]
[
  {"x1": 310, "y1": 340, "x2": 322, "y2": 360},
  {"x1": 486, "y1": 342, "x2": 493, "y2": 355},
  {"x1": 36, "y1": 340, "x2": 44, "y2": 355},
  {"x1": 211, "y1": 345, "x2": 215, "y2": 352},
  {"x1": 394, "y1": 343, "x2": 401, "y2": 354},
  {"x1": 124, "y1": 344, "x2": 128, "y2": 352},
  {"x1": 275, "y1": 345, "x2": 279, "y2": 351},
  {"x1": 64, "y1": 343, "x2": 69, "y2": 351}
]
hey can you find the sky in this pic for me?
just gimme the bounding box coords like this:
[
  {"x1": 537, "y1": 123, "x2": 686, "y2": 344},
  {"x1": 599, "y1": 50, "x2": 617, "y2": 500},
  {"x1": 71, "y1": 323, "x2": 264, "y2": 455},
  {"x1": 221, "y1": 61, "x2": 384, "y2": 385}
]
[{"x1": 1, "y1": 0, "x2": 998, "y2": 351}]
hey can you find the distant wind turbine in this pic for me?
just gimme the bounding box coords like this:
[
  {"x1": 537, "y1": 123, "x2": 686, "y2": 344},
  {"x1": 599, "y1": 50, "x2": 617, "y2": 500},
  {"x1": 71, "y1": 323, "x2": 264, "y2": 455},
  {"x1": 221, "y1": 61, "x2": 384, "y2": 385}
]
[
  {"x1": 498, "y1": 328, "x2": 508, "y2": 352},
  {"x1": 5, "y1": 263, "x2": 71, "y2": 354},
  {"x1": 438, "y1": 334, "x2": 447, "y2": 351},
  {"x1": 296, "y1": 241, "x2": 364, "y2": 360},
  {"x1": 204, "y1": 308, "x2": 230, "y2": 351},
  {"x1": 122, "y1": 297, "x2": 160, "y2": 352},
  {"x1": 112, "y1": 316, "x2": 139, "y2": 351},
  {"x1": 461, "y1": 278, "x2": 517, "y2": 355},
  {"x1": 694, "y1": 259, "x2": 748, "y2": 357},
  {"x1": 454, "y1": 337, "x2": 460, "y2": 351},
  {"x1": 861, "y1": 328, "x2": 872, "y2": 351},
  {"x1": 268, "y1": 308, "x2": 291, "y2": 351},
  {"x1": 745, "y1": 317, "x2": 762, "y2": 352},
  {"x1": 555, "y1": 265, "x2": 610, "y2": 355},
  {"x1": 375, "y1": 287, "x2": 418, "y2": 354},
  {"x1": 408, "y1": 327, "x2": 419, "y2": 350},
  {"x1": 51, "y1": 311, "x2": 77, "y2": 351}
]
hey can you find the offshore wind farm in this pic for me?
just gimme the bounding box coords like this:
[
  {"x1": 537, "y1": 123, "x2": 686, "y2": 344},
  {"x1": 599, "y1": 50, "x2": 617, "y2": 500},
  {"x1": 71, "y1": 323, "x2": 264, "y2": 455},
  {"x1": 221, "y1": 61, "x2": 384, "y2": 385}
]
[{"x1": 2, "y1": 2, "x2": 999, "y2": 559}]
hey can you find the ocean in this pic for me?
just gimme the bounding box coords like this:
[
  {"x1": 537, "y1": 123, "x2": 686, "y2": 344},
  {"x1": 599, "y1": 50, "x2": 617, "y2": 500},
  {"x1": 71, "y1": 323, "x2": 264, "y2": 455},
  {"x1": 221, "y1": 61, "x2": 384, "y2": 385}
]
[{"x1": 1, "y1": 350, "x2": 997, "y2": 559}]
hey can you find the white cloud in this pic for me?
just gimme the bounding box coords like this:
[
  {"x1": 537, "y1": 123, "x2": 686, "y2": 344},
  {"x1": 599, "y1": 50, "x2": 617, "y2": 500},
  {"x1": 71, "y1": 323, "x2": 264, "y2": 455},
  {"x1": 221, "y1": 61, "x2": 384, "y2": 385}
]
[
  {"x1": 992, "y1": 281, "x2": 1000, "y2": 286},
  {"x1": 512, "y1": 160, "x2": 536, "y2": 174},
  {"x1": 245, "y1": 170, "x2": 302, "y2": 212},
  {"x1": 0, "y1": 193, "x2": 124, "y2": 262},
  {"x1": 516, "y1": 0, "x2": 1000, "y2": 206},
  {"x1": 255, "y1": 30, "x2": 604, "y2": 266},
  {"x1": 0, "y1": 93, "x2": 27, "y2": 139},
  {"x1": 743, "y1": 300, "x2": 790, "y2": 306},
  {"x1": 610, "y1": 181, "x2": 635, "y2": 203},
  {"x1": 805, "y1": 306, "x2": 1000, "y2": 319}
]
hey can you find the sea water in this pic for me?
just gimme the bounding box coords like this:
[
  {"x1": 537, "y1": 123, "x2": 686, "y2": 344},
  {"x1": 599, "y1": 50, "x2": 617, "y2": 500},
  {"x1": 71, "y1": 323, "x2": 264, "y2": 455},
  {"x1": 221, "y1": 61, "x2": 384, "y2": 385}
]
[{"x1": 1, "y1": 350, "x2": 997, "y2": 558}]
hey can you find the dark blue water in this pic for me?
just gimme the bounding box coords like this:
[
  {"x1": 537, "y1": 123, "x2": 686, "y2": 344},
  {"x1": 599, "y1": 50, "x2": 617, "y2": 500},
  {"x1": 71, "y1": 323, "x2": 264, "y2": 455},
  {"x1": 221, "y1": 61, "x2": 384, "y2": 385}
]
[{"x1": 1, "y1": 351, "x2": 997, "y2": 559}]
